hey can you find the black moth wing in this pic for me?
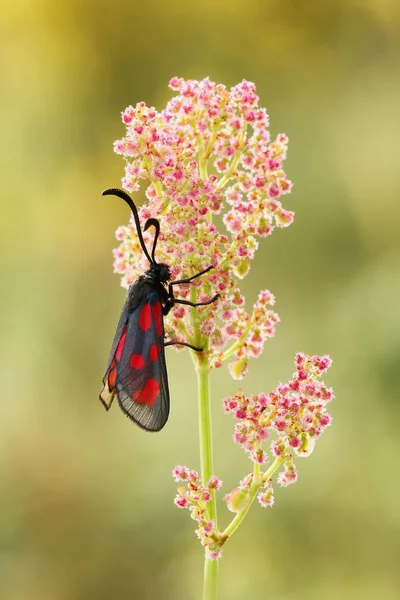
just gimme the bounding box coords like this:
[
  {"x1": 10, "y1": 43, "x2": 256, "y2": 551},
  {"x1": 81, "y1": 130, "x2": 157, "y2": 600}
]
[
  {"x1": 99, "y1": 289, "x2": 132, "y2": 411},
  {"x1": 114, "y1": 286, "x2": 170, "y2": 432}
]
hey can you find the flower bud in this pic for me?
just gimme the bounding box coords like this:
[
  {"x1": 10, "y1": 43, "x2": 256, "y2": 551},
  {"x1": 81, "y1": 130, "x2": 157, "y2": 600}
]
[
  {"x1": 229, "y1": 357, "x2": 248, "y2": 380},
  {"x1": 225, "y1": 488, "x2": 251, "y2": 513},
  {"x1": 293, "y1": 433, "x2": 315, "y2": 457},
  {"x1": 233, "y1": 257, "x2": 250, "y2": 278}
]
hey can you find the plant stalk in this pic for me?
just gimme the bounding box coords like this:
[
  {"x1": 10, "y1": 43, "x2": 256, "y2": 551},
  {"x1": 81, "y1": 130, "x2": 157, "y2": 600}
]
[{"x1": 196, "y1": 354, "x2": 219, "y2": 600}]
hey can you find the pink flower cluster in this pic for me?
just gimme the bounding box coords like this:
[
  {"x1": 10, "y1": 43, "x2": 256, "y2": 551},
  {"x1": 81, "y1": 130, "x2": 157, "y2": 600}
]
[
  {"x1": 172, "y1": 466, "x2": 225, "y2": 560},
  {"x1": 111, "y1": 77, "x2": 293, "y2": 377},
  {"x1": 223, "y1": 352, "x2": 334, "y2": 463},
  {"x1": 173, "y1": 353, "x2": 333, "y2": 556}
]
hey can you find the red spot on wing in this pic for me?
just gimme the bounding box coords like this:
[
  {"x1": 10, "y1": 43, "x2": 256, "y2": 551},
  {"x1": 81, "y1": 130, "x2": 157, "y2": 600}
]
[
  {"x1": 130, "y1": 354, "x2": 145, "y2": 369},
  {"x1": 132, "y1": 379, "x2": 160, "y2": 407},
  {"x1": 149, "y1": 344, "x2": 160, "y2": 362},
  {"x1": 139, "y1": 303, "x2": 152, "y2": 331},
  {"x1": 152, "y1": 302, "x2": 162, "y2": 336},
  {"x1": 116, "y1": 328, "x2": 127, "y2": 361},
  {"x1": 108, "y1": 360, "x2": 116, "y2": 389}
]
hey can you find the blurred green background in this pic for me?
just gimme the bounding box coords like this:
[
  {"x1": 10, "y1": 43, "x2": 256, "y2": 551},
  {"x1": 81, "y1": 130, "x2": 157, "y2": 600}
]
[{"x1": 1, "y1": 1, "x2": 400, "y2": 599}]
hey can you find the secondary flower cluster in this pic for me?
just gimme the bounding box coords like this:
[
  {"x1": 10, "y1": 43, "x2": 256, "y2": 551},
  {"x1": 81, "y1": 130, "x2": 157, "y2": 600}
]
[
  {"x1": 173, "y1": 353, "x2": 334, "y2": 558},
  {"x1": 111, "y1": 77, "x2": 293, "y2": 378},
  {"x1": 223, "y1": 352, "x2": 334, "y2": 462},
  {"x1": 172, "y1": 466, "x2": 225, "y2": 560}
]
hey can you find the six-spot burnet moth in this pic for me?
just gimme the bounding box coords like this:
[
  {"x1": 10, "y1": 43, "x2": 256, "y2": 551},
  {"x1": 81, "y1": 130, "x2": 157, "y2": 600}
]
[{"x1": 100, "y1": 188, "x2": 219, "y2": 432}]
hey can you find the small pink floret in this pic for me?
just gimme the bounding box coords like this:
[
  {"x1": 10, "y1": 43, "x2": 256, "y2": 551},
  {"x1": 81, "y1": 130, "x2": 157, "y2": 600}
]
[
  {"x1": 174, "y1": 495, "x2": 189, "y2": 508},
  {"x1": 207, "y1": 476, "x2": 223, "y2": 490}
]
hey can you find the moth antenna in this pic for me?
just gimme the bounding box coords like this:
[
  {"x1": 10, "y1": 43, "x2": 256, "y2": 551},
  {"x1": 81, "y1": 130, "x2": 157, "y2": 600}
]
[
  {"x1": 143, "y1": 218, "x2": 160, "y2": 264},
  {"x1": 102, "y1": 188, "x2": 153, "y2": 264}
]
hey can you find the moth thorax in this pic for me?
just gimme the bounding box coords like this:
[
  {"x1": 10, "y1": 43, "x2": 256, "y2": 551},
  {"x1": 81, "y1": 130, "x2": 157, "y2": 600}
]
[
  {"x1": 147, "y1": 263, "x2": 171, "y2": 284},
  {"x1": 158, "y1": 263, "x2": 171, "y2": 282}
]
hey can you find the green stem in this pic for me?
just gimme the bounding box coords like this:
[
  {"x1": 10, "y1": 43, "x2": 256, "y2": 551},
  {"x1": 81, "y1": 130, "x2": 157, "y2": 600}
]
[
  {"x1": 199, "y1": 160, "x2": 208, "y2": 180},
  {"x1": 219, "y1": 300, "x2": 264, "y2": 363},
  {"x1": 216, "y1": 128, "x2": 247, "y2": 189},
  {"x1": 220, "y1": 319, "x2": 254, "y2": 362},
  {"x1": 196, "y1": 357, "x2": 216, "y2": 518},
  {"x1": 189, "y1": 144, "x2": 220, "y2": 596},
  {"x1": 196, "y1": 353, "x2": 218, "y2": 599},
  {"x1": 153, "y1": 180, "x2": 163, "y2": 198},
  {"x1": 203, "y1": 558, "x2": 219, "y2": 600},
  {"x1": 222, "y1": 457, "x2": 284, "y2": 540}
]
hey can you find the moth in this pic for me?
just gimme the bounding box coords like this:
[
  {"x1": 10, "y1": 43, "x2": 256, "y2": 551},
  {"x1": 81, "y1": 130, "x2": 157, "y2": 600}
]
[{"x1": 100, "y1": 188, "x2": 219, "y2": 431}]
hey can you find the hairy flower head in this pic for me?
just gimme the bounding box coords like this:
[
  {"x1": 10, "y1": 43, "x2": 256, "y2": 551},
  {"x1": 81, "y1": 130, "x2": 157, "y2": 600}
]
[
  {"x1": 111, "y1": 77, "x2": 293, "y2": 377},
  {"x1": 172, "y1": 465, "x2": 225, "y2": 558},
  {"x1": 223, "y1": 353, "x2": 334, "y2": 466}
]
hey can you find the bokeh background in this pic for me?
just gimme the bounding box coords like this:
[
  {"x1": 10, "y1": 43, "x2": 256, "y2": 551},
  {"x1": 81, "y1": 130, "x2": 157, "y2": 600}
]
[{"x1": 1, "y1": 1, "x2": 400, "y2": 599}]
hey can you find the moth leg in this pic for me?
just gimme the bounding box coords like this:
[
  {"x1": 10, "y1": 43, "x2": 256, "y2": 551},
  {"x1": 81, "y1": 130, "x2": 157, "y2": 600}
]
[
  {"x1": 163, "y1": 263, "x2": 219, "y2": 316},
  {"x1": 168, "y1": 265, "x2": 214, "y2": 291},
  {"x1": 162, "y1": 299, "x2": 174, "y2": 316},
  {"x1": 162, "y1": 294, "x2": 220, "y2": 316},
  {"x1": 164, "y1": 340, "x2": 203, "y2": 352},
  {"x1": 175, "y1": 295, "x2": 220, "y2": 307}
]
